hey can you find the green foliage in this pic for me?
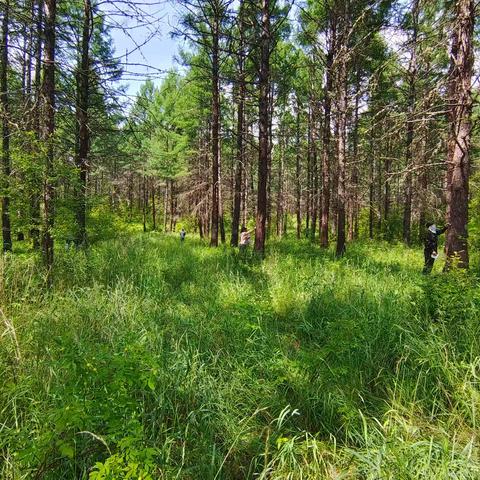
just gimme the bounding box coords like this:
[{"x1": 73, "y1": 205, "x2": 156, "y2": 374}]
[{"x1": 126, "y1": 73, "x2": 192, "y2": 183}]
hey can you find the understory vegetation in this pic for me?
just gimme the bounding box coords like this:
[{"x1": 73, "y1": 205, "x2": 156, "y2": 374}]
[{"x1": 1, "y1": 232, "x2": 479, "y2": 479}]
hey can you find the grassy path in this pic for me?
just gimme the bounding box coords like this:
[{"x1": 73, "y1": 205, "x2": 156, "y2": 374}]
[{"x1": 1, "y1": 234, "x2": 479, "y2": 478}]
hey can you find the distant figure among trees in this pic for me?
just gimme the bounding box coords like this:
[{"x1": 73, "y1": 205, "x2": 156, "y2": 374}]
[
  {"x1": 423, "y1": 222, "x2": 450, "y2": 274},
  {"x1": 180, "y1": 228, "x2": 186, "y2": 242},
  {"x1": 239, "y1": 226, "x2": 251, "y2": 254}
]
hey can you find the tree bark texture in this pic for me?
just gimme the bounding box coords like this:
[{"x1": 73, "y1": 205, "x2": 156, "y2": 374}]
[
  {"x1": 254, "y1": 0, "x2": 271, "y2": 254},
  {"x1": 445, "y1": 0, "x2": 474, "y2": 268}
]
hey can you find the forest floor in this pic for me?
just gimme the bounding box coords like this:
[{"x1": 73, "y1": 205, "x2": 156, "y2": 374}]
[{"x1": 1, "y1": 232, "x2": 480, "y2": 479}]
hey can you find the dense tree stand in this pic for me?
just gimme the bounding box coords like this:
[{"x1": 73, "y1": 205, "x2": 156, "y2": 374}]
[{"x1": 1, "y1": 0, "x2": 480, "y2": 477}]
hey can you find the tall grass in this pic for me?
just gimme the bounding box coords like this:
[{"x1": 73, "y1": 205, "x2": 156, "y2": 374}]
[{"x1": 1, "y1": 234, "x2": 479, "y2": 479}]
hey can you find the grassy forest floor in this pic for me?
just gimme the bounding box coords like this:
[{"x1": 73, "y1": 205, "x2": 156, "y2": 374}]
[{"x1": 1, "y1": 232, "x2": 480, "y2": 479}]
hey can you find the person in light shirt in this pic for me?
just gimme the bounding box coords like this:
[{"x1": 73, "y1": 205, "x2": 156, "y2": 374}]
[{"x1": 239, "y1": 226, "x2": 251, "y2": 255}]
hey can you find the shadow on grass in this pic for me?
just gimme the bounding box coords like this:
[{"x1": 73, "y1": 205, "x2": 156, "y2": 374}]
[
  {"x1": 13, "y1": 233, "x2": 455, "y2": 478},
  {"x1": 110, "y1": 235, "x2": 422, "y2": 437}
]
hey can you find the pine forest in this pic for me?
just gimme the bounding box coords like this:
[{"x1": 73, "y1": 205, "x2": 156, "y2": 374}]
[{"x1": 1, "y1": 0, "x2": 480, "y2": 478}]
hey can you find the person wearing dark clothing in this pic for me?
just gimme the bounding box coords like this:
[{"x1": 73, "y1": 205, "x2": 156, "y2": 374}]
[{"x1": 423, "y1": 222, "x2": 450, "y2": 274}]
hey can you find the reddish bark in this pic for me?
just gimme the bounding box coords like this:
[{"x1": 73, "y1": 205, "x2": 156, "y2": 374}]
[
  {"x1": 445, "y1": 0, "x2": 474, "y2": 268},
  {"x1": 42, "y1": 0, "x2": 56, "y2": 281},
  {"x1": 254, "y1": 0, "x2": 271, "y2": 254},
  {"x1": 1, "y1": 0, "x2": 12, "y2": 252}
]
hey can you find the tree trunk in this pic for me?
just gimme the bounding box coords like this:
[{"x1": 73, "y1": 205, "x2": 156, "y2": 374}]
[
  {"x1": 152, "y1": 180, "x2": 156, "y2": 230},
  {"x1": 384, "y1": 156, "x2": 391, "y2": 231},
  {"x1": 417, "y1": 114, "x2": 428, "y2": 243},
  {"x1": 295, "y1": 99, "x2": 301, "y2": 239},
  {"x1": 348, "y1": 70, "x2": 360, "y2": 242},
  {"x1": 310, "y1": 89, "x2": 319, "y2": 243},
  {"x1": 306, "y1": 114, "x2": 311, "y2": 236},
  {"x1": 163, "y1": 181, "x2": 168, "y2": 232},
  {"x1": 335, "y1": 5, "x2": 348, "y2": 258},
  {"x1": 127, "y1": 173, "x2": 133, "y2": 221},
  {"x1": 219, "y1": 150, "x2": 225, "y2": 244},
  {"x1": 30, "y1": 0, "x2": 43, "y2": 248},
  {"x1": 1, "y1": 0, "x2": 12, "y2": 252},
  {"x1": 242, "y1": 130, "x2": 248, "y2": 228},
  {"x1": 74, "y1": 0, "x2": 91, "y2": 247},
  {"x1": 320, "y1": 13, "x2": 335, "y2": 248},
  {"x1": 311, "y1": 148, "x2": 318, "y2": 242},
  {"x1": 230, "y1": 3, "x2": 245, "y2": 246},
  {"x1": 276, "y1": 122, "x2": 285, "y2": 237},
  {"x1": 445, "y1": 0, "x2": 474, "y2": 269},
  {"x1": 42, "y1": 0, "x2": 56, "y2": 283},
  {"x1": 26, "y1": 0, "x2": 35, "y2": 106},
  {"x1": 142, "y1": 176, "x2": 147, "y2": 233},
  {"x1": 170, "y1": 179, "x2": 175, "y2": 232},
  {"x1": 210, "y1": 12, "x2": 220, "y2": 247},
  {"x1": 266, "y1": 85, "x2": 274, "y2": 239},
  {"x1": 254, "y1": 0, "x2": 271, "y2": 254},
  {"x1": 402, "y1": 0, "x2": 418, "y2": 246},
  {"x1": 369, "y1": 136, "x2": 374, "y2": 239}
]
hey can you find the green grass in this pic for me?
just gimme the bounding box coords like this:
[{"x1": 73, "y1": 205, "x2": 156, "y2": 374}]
[{"x1": 1, "y1": 233, "x2": 479, "y2": 479}]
